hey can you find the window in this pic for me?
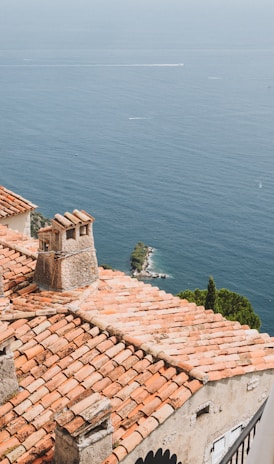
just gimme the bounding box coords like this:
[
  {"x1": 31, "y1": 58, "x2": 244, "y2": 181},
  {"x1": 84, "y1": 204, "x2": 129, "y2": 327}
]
[
  {"x1": 135, "y1": 449, "x2": 182, "y2": 464},
  {"x1": 193, "y1": 402, "x2": 212, "y2": 423},
  {"x1": 196, "y1": 405, "x2": 210, "y2": 418},
  {"x1": 211, "y1": 425, "x2": 243, "y2": 463},
  {"x1": 80, "y1": 224, "x2": 88, "y2": 236},
  {"x1": 228, "y1": 425, "x2": 243, "y2": 447},
  {"x1": 41, "y1": 240, "x2": 49, "y2": 251},
  {"x1": 66, "y1": 228, "x2": 76, "y2": 240},
  {"x1": 211, "y1": 436, "x2": 226, "y2": 464}
]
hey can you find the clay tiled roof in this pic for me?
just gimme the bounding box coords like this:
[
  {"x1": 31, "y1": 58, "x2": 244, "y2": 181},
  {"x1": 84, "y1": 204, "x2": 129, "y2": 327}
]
[
  {"x1": 0, "y1": 186, "x2": 36, "y2": 219},
  {"x1": 1, "y1": 220, "x2": 274, "y2": 463},
  {"x1": 52, "y1": 210, "x2": 94, "y2": 230},
  {"x1": 76, "y1": 269, "x2": 274, "y2": 382},
  {"x1": 0, "y1": 312, "x2": 199, "y2": 463},
  {"x1": 0, "y1": 225, "x2": 38, "y2": 298},
  {"x1": 0, "y1": 224, "x2": 38, "y2": 254}
]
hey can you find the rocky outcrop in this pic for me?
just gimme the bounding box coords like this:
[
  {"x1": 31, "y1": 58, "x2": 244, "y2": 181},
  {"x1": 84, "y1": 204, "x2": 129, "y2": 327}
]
[{"x1": 131, "y1": 243, "x2": 167, "y2": 279}]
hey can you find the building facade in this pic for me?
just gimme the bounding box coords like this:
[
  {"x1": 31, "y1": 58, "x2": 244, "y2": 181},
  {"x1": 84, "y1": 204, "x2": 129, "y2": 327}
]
[
  {"x1": 0, "y1": 198, "x2": 273, "y2": 464},
  {"x1": 0, "y1": 186, "x2": 37, "y2": 236}
]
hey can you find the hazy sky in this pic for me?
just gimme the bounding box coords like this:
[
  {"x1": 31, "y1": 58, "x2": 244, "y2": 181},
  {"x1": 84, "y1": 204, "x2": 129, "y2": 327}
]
[{"x1": 0, "y1": 0, "x2": 273, "y2": 50}]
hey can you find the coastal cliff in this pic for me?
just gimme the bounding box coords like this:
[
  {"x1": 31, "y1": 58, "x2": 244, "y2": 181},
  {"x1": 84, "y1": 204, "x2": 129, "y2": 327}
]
[{"x1": 130, "y1": 242, "x2": 166, "y2": 279}]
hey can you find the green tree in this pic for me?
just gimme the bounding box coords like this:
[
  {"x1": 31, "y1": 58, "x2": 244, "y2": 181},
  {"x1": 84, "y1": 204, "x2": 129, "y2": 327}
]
[
  {"x1": 177, "y1": 278, "x2": 261, "y2": 330},
  {"x1": 205, "y1": 276, "x2": 216, "y2": 310},
  {"x1": 216, "y1": 288, "x2": 261, "y2": 329},
  {"x1": 177, "y1": 288, "x2": 206, "y2": 306},
  {"x1": 130, "y1": 242, "x2": 148, "y2": 273}
]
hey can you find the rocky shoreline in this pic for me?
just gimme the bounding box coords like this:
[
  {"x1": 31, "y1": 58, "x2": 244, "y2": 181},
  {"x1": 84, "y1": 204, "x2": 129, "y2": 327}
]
[{"x1": 131, "y1": 245, "x2": 167, "y2": 279}]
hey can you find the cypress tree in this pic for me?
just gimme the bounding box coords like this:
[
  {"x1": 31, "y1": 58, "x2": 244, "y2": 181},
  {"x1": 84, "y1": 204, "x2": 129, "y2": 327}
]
[{"x1": 205, "y1": 276, "x2": 216, "y2": 310}]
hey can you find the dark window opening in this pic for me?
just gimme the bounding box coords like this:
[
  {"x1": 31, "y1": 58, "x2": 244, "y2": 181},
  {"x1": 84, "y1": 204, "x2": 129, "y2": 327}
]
[
  {"x1": 42, "y1": 240, "x2": 49, "y2": 251},
  {"x1": 196, "y1": 405, "x2": 210, "y2": 418},
  {"x1": 0, "y1": 347, "x2": 7, "y2": 356},
  {"x1": 135, "y1": 448, "x2": 182, "y2": 464},
  {"x1": 66, "y1": 228, "x2": 76, "y2": 240}
]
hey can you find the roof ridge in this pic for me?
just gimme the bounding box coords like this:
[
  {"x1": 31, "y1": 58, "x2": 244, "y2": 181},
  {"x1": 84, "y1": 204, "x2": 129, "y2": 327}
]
[
  {"x1": 0, "y1": 185, "x2": 37, "y2": 209},
  {"x1": 1, "y1": 306, "x2": 68, "y2": 321},
  {"x1": 0, "y1": 238, "x2": 37, "y2": 260}
]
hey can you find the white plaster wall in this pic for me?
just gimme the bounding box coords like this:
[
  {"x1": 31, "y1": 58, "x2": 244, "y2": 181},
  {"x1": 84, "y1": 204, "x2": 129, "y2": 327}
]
[
  {"x1": 120, "y1": 370, "x2": 274, "y2": 464},
  {"x1": 0, "y1": 212, "x2": 31, "y2": 236}
]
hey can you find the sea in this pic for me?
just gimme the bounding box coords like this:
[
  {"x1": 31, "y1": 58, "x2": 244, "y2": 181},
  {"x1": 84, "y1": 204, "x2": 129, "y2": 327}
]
[{"x1": 1, "y1": 0, "x2": 274, "y2": 333}]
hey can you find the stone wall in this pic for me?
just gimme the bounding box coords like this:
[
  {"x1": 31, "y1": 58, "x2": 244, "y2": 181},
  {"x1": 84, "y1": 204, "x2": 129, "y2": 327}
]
[
  {"x1": 120, "y1": 370, "x2": 274, "y2": 464},
  {"x1": 0, "y1": 212, "x2": 31, "y2": 236},
  {"x1": 0, "y1": 332, "x2": 18, "y2": 405},
  {"x1": 34, "y1": 216, "x2": 98, "y2": 291}
]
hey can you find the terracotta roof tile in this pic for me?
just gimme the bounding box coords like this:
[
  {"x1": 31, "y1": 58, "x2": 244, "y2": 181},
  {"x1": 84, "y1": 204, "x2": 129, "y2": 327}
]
[
  {"x1": 0, "y1": 410, "x2": 16, "y2": 430},
  {"x1": 82, "y1": 371, "x2": 103, "y2": 389},
  {"x1": 16, "y1": 423, "x2": 36, "y2": 442},
  {"x1": 112, "y1": 445, "x2": 128, "y2": 462},
  {"x1": 63, "y1": 415, "x2": 86, "y2": 435},
  {"x1": 130, "y1": 386, "x2": 151, "y2": 404},
  {"x1": 0, "y1": 458, "x2": 9, "y2": 464},
  {"x1": 93, "y1": 377, "x2": 113, "y2": 393},
  {"x1": 28, "y1": 386, "x2": 49, "y2": 405},
  {"x1": 136, "y1": 416, "x2": 159, "y2": 439},
  {"x1": 63, "y1": 360, "x2": 83, "y2": 377},
  {"x1": 46, "y1": 372, "x2": 67, "y2": 392},
  {"x1": 71, "y1": 344, "x2": 90, "y2": 361},
  {"x1": 9, "y1": 389, "x2": 30, "y2": 407},
  {"x1": 152, "y1": 403, "x2": 175, "y2": 424},
  {"x1": 0, "y1": 429, "x2": 10, "y2": 443},
  {"x1": 117, "y1": 368, "x2": 138, "y2": 387},
  {"x1": 0, "y1": 233, "x2": 274, "y2": 464},
  {"x1": 108, "y1": 366, "x2": 126, "y2": 382},
  {"x1": 102, "y1": 382, "x2": 121, "y2": 399},
  {"x1": 40, "y1": 391, "x2": 61, "y2": 409},
  {"x1": 141, "y1": 397, "x2": 163, "y2": 416},
  {"x1": 119, "y1": 430, "x2": 143, "y2": 454},
  {"x1": 0, "y1": 401, "x2": 13, "y2": 417},
  {"x1": 22, "y1": 404, "x2": 44, "y2": 422},
  {"x1": 5, "y1": 444, "x2": 27, "y2": 462},
  {"x1": 14, "y1": 399, "x2": 32, "y2": 416},
  {"x1": 66, "y1": 384, "x2": 86, "y2": 401},
  {"x1": 0, "y1": 186, "x2": 36, "y2": 217},
  {"x1": 0, "y1": 437, "x2": 21, "y2": 459},
  {"x1": 169, "y1": 385, "x2": 192, "y2": 409},
  {"x1": 42, "y1": 365, "x2": 61, "y2": 382}
]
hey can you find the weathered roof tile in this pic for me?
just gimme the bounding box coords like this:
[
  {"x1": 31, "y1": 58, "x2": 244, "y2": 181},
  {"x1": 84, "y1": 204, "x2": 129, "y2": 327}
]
[{"x1": 0, "y1": 218, "x2": 274, "y2": 463}]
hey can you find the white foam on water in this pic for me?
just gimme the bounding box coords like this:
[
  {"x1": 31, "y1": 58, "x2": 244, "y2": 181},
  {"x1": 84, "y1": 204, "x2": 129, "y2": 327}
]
[
  {"x1": 0, "y1": 63, "x2": 184, "y2": 68},
  {"x1": 128, "y1": 117, "x2": 151, "y2": 120}
]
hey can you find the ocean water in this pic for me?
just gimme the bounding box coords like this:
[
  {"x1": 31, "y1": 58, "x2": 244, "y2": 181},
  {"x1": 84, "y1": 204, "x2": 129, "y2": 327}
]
[{"x1": 1, "y1": 0, "x2": 274, "y2": 333}]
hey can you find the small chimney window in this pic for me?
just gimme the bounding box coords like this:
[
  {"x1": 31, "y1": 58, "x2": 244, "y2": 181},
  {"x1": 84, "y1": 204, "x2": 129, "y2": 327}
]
[
  {"x1": 80, "y1": 224, "x2": 88, "y2": 236},
  {"x1": 42, "y1": 240, "x2": 49, "y2": 252},
  {"x1": 66, "y1": 228, "x2": 76, "y2": 240},
  {"x1": 0, "y1": 347, "x2": 7, "y2": 356}
]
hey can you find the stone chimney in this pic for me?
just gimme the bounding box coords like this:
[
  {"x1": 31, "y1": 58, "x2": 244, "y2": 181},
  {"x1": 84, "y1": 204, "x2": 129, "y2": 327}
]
[
  {"x1": 0, "y1": 323, "x2": 18, "y2": 404},
  {"x1": 54, "y1": 392, "x2": 113, "y2": 464},
  {"x1": 34, "y1": 210, "x2": 98, "y2": 292}
]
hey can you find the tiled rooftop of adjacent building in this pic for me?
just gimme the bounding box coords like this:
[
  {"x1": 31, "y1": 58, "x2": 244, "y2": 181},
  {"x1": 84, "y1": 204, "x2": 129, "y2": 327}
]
[
  {"x1": 0, "y1": 225, "x2": 37, "y2": 298},
  {"x1": 0, "y1": 186, "x2": 36, "y2": 219},
  {"x1": 0, "y1": 311, "x2": 201, "y2": 464},
  {"x1": 1, "y1": 223, "x2": 274, "y2": 463}
]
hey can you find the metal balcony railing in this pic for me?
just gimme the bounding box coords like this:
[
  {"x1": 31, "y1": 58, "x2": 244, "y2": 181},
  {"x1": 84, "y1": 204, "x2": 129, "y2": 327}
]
[{"x1": 218, "y1": 400, "x2": 266, "y2": 464}]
